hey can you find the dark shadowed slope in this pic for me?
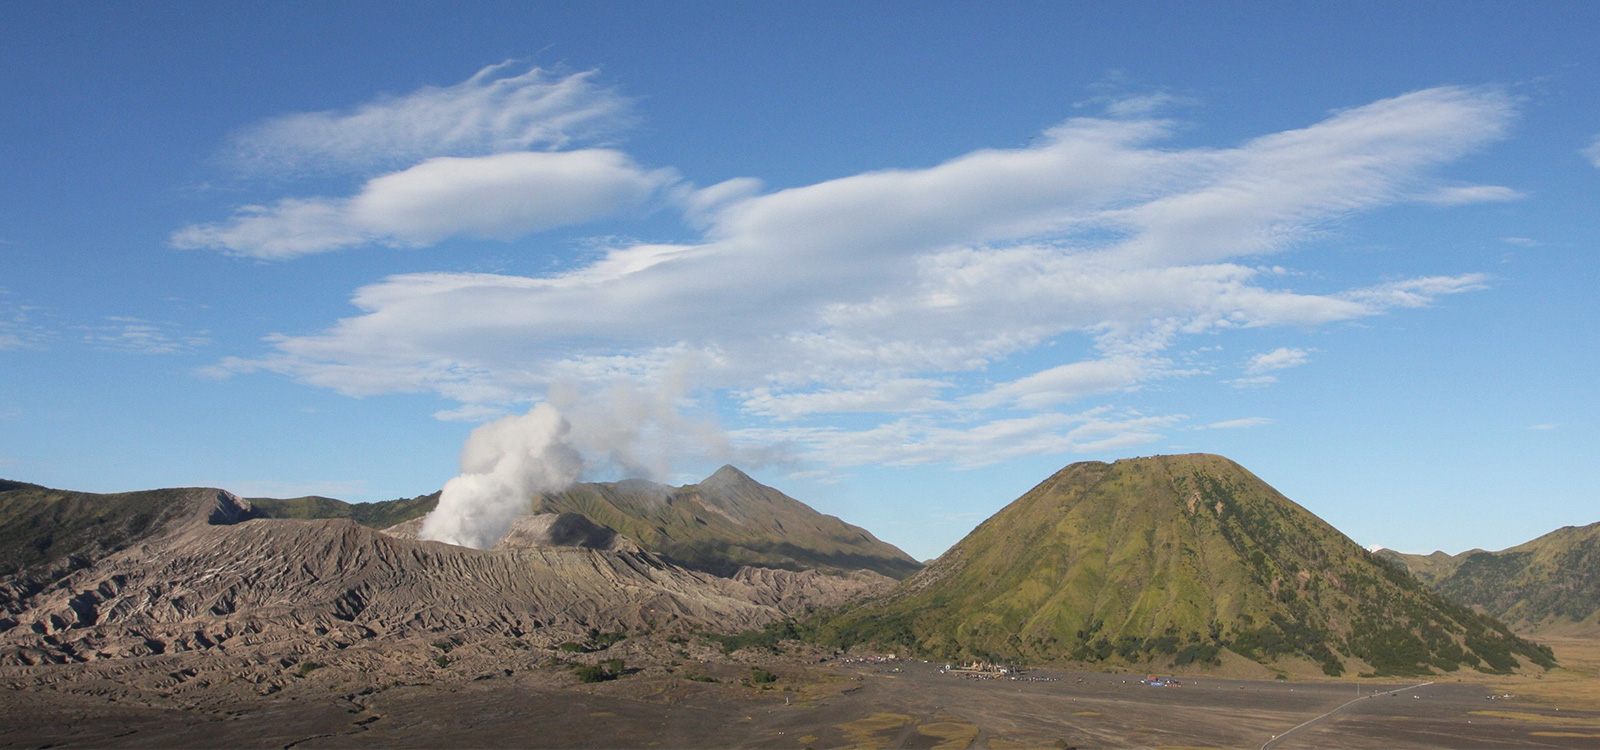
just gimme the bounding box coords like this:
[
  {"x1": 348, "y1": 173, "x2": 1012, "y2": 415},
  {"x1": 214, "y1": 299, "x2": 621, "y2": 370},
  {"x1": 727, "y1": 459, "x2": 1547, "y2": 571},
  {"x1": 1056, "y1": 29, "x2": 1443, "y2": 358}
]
[
  {"x1": 0, "y1": 481, "x2": 253, "y2": 583},
  {"x1": 817, "y1": 454, "x2": 1553, "y2": 676}
]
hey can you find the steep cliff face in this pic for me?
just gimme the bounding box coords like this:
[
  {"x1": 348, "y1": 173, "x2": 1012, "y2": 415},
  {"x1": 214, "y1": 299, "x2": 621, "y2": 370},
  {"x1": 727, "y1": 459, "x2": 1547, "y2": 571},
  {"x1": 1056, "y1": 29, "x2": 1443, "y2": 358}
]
[{"x1": 818, "y1": 455, "x2": 1553, "y2": 676}]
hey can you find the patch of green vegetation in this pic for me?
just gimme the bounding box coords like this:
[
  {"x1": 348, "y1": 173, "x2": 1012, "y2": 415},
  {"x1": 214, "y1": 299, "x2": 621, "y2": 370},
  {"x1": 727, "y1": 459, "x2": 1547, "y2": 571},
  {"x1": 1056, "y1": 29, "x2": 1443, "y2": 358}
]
[
  {"x1": 559, "y1": 629, "x2": 628, "y2": 653},
  {"x1": 572, "y1": 658, "x2": 626, "y2": 683},
  {"x1": 701, "y1": 620, "x2": 802, "y2": 653},
  {"x1": 749, "y1": 666, "x2": 778, "y2": 684},
  {"x1": 296, "y1": 661, "x2": 324, "y2": 677},
  {"x1": 1427, "y1": 523, "x2": 1600, "y2": 629},
  {"x1": 0, "y1": 484, "x2": 210, "y2": 581},
  {"x1": 249, "y1": 492, "x2": 439, "y2": 529}
]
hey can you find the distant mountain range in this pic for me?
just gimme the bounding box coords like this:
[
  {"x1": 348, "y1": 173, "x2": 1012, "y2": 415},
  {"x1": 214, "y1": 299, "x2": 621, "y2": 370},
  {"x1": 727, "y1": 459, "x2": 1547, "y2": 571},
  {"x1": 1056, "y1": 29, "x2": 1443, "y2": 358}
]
[
  {"x1": 1379, "y1": 522, "x2": 1600, "y2": 635},
  {"x1": 0, "y1": 473, "x2": 896, "y2": 667},
  {"x1": 250, "y1": 466, "x2": 920, "y2": 580},
  {"x1": 814, "y1": 454, "x2": 1555, "y2": 677},
  {"x1": 1, "y1": 455, "x2": 1583, "y2": 679}
]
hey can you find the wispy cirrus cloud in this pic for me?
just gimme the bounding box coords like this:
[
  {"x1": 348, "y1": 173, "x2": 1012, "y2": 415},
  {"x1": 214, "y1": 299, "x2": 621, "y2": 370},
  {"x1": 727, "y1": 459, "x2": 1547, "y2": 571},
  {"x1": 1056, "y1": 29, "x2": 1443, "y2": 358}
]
[
  {"x1": 82, "y1": 317, "x2": 210, "y2": 355},
  {"x1": 213, "y1": 85, "x2": 1512, "y2": 471},
  {"x1": 1207, "y1": 417, "x2": 1274, "y2": 430},
  {"x1": 173, "y1": 150, "x2": 676, "y2": 259},
  {"x1": 1422, "y1": 184, "x2": 1524, "y2": 205},
  {"x1": 1582, "y1": 135, "x2": 1600, "y2": 168},
  {"x1": 177, "y1": 64, "x2": 661, "y2": 259},
  {"x1": 226, "y1": 63, "x2": 632, "y2": 175},
  {"x1": 1229, "y1": 347, "x2": 1312, "y2": 387},
  {"x1": 736, "y1": 410, "x2": 1184, "y2": 469}
]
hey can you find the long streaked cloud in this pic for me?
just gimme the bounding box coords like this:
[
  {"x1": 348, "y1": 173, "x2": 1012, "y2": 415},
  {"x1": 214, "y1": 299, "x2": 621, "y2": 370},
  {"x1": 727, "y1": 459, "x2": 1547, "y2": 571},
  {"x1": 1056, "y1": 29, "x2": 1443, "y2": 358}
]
[
  {"x1": 1207, "y1": 417, "x2": 1274, "y2": 430},
  {"x1": 735, "y1": 410, "x2": 1185, "y2": 469},
  {"x1": 226, "y1": 63, "x2": 631, "y2": 175},
  {"x1": 1229, "y1": 346, "x2": 1312, "y2": 387},
  {"x1": 215, "y1": 85, "x2": 1513, "y2": 469},
  {"x1": 173, "y1": 150, "x2": 676, "y2": 259},
  {"x1": 1422, "y1": 184, "x2": 1524, "y2": 205}
]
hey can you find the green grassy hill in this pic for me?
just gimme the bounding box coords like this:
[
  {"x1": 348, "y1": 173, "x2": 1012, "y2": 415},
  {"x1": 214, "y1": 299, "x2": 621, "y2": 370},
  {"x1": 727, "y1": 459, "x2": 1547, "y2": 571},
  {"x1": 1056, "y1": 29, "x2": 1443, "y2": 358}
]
[
  {"x1": 249, "y1": 492, "x2": 438, "y2": 530},
  {"x1": 1, "y1": 482, "x2": 214, "y2": 580},
  {"x1": 1383, "y1": 523, "x2": 1600, "y2": 634},
  {"x1": 815, "y1": 454, "x2": 1552, "y2": 676}
]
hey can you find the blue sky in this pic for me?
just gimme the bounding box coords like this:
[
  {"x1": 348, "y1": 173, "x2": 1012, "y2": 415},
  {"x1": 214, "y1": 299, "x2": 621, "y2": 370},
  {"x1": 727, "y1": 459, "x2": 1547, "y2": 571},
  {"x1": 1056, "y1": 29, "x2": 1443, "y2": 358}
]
[{"x1": 2, "y1": 1, "x2": 1596, "y2": 560}]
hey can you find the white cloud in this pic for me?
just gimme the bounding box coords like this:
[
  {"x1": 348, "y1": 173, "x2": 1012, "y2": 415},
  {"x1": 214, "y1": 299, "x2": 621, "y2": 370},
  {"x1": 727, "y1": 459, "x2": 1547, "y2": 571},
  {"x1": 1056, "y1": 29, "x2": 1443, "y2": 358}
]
[
  {"x1": 227, "y1": 63, "x2": 631, "y2": 175},
  {"x1": 1583, "y1": 135, "x2": 1600, "y2": 168},
  {"x1": 1422, "y1": 184, "x2": 1524, "y2": 205},
  {"x1": 81, "y1": 317, "x2": 209, "y2": 355},
  {"x1": 1227, "y1": 347, "x2": 1311, "y2": 387},
  {"x1": 1501, "y1": 236, "x2": 1540, "y2": 247},
  {"x1": 967, "y1": 357, "x2": 1147, "y2": 410},
  {"x1": 1244, "y1": 347, "x2": 1311, "y2": 376},
  {"x1": 216, "y1": 86, "x2": 1511, "y2": 470},
  {"x1": 1527, "y1": 423, "x2": 1559, "y2": 431},
  {"x1": 1340, "y1": 274, "x2": 1490, "y2": 309},
  {"x1": 737, "y1": 410, "x2": 1183, "y2": 469},
  {"x1": 1207, "y1": 417, "x2": 1274, "y2": 429},
  {"x1": 174, "y1": 150, "x2": 674, "y2": 259},
  {"x1": 741, "y1": 379, "x2": 952, "y2": 420},
  {"x1": 0, "y1": 294, "x2": 49, "y2": 351},
  {"x1": 1103, "y1": 91, "x2": 1195, "y2": 118}
]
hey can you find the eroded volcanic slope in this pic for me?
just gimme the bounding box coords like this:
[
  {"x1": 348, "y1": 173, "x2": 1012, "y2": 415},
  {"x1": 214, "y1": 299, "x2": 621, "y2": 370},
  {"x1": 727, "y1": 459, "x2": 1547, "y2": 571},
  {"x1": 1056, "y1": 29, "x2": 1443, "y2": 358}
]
[
  {"x1": 253, "y1": 466, "x2": 922, "y2": 580},
  {"x1": 0, "y1": 483, "x2": 890, "y2": 667},
  {"x1": 1382, "y1": 522, "x2": 1600, "y2": 635},
  {"x1": 531, "y1": 466, "x2": 923, "y2": 579},
  {"x1": 817, "y1": 454, "x2": 1554, "y2": 677}
]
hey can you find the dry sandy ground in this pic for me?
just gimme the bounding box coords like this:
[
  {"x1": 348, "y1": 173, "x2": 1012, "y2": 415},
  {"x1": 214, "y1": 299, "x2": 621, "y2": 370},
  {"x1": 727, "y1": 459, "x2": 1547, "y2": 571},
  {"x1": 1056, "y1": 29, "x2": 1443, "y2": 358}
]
[{"x1": 4, "y1": 637, "x2": 1599, "y2": 748}]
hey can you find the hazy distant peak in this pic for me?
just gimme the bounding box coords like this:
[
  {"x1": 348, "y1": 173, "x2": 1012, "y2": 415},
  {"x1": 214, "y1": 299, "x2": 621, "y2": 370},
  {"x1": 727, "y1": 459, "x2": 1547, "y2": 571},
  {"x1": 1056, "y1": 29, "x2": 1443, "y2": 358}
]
[{"x1": 701, "y1": 464, "x2": 756, "y2": 487}]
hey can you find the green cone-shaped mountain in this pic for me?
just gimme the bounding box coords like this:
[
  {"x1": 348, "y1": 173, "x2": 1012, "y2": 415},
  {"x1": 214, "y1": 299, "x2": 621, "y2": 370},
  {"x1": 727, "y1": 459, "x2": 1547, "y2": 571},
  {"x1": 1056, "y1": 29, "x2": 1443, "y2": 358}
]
[
  {"x1": 818, "y1": 454, "x2": 1553, "y2": 676},
  {"x1": 1381, "y1": 522, "x2": 1600, "y2": 634}
]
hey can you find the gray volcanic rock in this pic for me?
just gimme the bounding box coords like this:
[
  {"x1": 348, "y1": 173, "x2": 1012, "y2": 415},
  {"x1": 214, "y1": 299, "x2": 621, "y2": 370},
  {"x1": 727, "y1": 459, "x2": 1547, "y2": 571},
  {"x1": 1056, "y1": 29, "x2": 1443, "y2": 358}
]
[
  {"x1": 0, "y1": 484, "x2": 893, "y2": 668},
  {"x1": 495, "y1": 512, "x2": 642, "y2": 553}
]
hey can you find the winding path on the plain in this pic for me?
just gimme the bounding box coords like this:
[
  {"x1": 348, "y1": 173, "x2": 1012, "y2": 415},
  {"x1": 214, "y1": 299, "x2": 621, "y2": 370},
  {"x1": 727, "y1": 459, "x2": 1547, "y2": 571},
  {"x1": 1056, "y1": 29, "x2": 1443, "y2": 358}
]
[{"x1": 1259, "y1": 680, "x2": 1435, "y2": 750}]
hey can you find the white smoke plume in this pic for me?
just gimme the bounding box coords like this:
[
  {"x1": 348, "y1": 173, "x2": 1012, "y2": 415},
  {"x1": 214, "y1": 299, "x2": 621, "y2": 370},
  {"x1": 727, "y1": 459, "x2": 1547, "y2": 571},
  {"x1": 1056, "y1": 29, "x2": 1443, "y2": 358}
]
[
  {"x1": 419, "y1": 358, "x2": 795, "y2": 549},
  {"x1": 418, "y1": 403, "x2": 583, "y2": 549}
]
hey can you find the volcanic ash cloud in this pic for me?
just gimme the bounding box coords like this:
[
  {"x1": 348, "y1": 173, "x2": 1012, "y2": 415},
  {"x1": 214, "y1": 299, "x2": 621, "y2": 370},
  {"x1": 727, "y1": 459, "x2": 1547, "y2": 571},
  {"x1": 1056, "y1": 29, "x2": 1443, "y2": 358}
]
[{"x1": 420, "y1": 403, "x2": 583, "y2": 549}]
